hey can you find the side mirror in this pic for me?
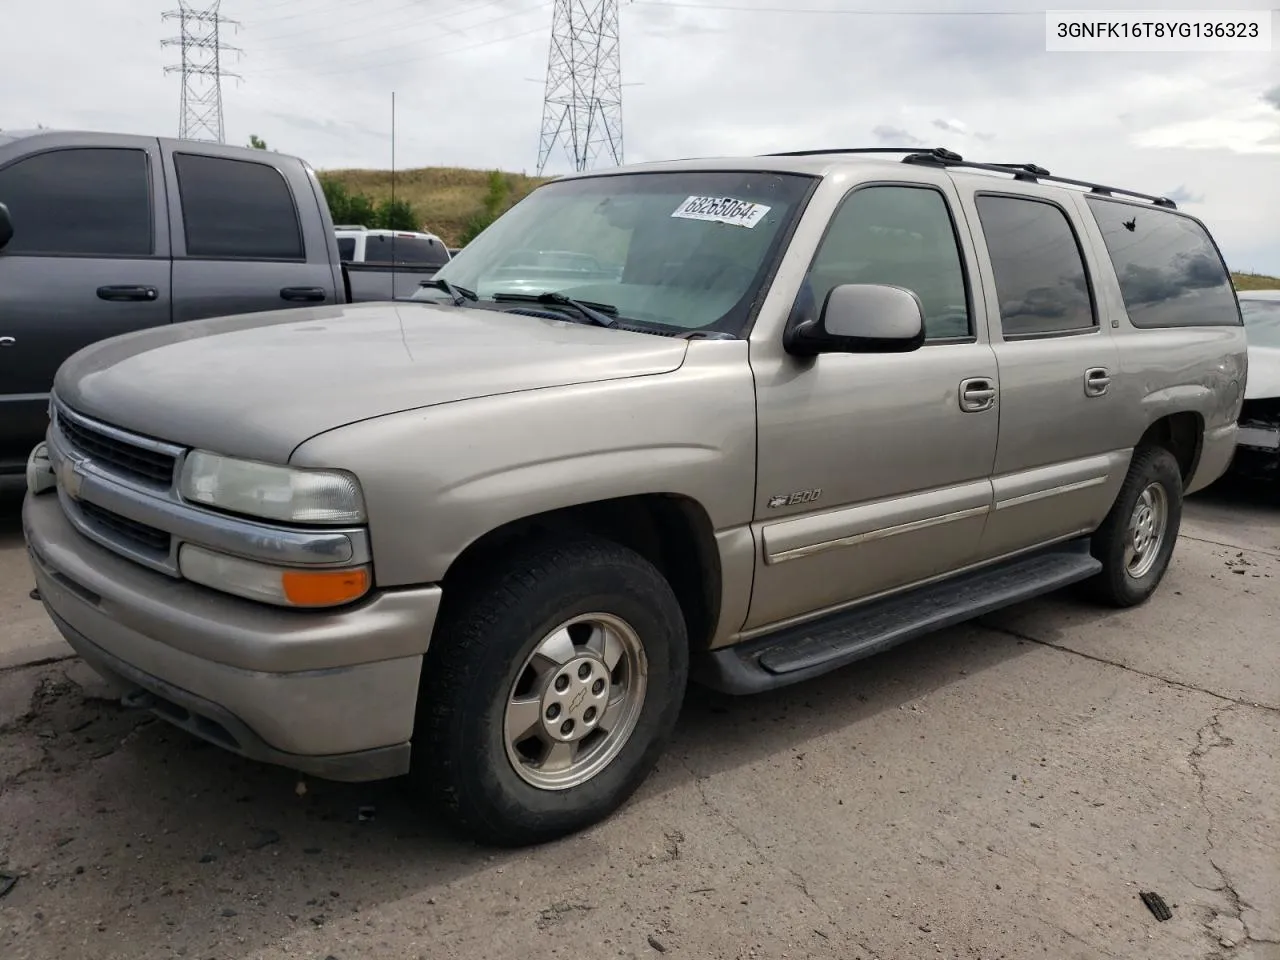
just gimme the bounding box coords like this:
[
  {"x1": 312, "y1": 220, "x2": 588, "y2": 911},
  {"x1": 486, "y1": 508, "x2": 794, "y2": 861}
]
[
  {"x1": 0, "y1": 203, "x2": 12, "y2": 250},
  {"x1": 785, "y1": 283, "x2": 926, "y2": 357}
]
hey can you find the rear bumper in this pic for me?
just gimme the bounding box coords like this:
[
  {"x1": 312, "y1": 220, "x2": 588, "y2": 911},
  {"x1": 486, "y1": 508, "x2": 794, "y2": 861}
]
[{"x1": 23, "y1": 491, "x2": 442, "y2": 782}]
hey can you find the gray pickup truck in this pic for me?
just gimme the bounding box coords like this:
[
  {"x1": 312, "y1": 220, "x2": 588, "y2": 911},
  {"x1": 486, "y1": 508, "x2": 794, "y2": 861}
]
[
  {"x1": 23, "y1": 146, "x2": 1247, "y2": 846},
  {"x1": 0, "y1": 129, "x2": 435, "y2": 473}
]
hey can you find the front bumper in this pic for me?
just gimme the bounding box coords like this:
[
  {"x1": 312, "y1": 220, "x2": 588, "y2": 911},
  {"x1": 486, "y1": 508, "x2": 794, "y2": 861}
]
[{"x1": 23, "y1": 491, "x2": 442, "y2": 782}]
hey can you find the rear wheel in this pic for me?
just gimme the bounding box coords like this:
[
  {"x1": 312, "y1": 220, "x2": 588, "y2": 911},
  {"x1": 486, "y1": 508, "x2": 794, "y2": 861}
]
[
  {"x1": 1085, "y1": 446, "x2": 1183, "y2": 607},
  {"x1": 410, "y1": 536, "x2": 688, "y2": 846}
]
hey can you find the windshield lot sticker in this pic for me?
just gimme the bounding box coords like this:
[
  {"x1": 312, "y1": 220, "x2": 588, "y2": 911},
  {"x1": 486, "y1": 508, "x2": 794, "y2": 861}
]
[{"x1": 671, "y1": 196, "x2": 771, "y2": 228}]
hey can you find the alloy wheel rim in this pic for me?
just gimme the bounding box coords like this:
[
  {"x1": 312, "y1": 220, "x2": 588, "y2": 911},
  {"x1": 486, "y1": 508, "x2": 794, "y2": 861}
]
[
  {"x1": 1125, "y1": 481, "x2": 1168, "y2": 579},
  {"x1": 502, "y1": 612, "x2": 648, "y2": 790}
]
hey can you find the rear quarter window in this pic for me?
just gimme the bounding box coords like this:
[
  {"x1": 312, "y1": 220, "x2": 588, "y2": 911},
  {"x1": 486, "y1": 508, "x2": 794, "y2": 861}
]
[{"x1": 1086, "y1": 197, "x2": 1239, "y2": 328}]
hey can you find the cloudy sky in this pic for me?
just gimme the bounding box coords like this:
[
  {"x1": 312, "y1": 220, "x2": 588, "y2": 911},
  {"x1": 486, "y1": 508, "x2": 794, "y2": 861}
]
[{"x1": 4, "y1": 0, "x2": 1279, "y2": 272}]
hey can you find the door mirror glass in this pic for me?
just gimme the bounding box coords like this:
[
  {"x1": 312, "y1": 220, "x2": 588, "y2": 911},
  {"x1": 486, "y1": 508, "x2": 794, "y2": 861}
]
[
  {"x1": 0, "y1": 202, "x2": 12, "y2": 250},
  {"x1": 786, "y1": 283, "x2": 926, "y2": 356}
]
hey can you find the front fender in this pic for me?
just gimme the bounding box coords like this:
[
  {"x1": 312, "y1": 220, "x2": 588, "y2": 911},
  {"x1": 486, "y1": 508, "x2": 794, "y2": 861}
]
[{"x1": 290, "y1": 341, "x2": 757, "y2": 586}]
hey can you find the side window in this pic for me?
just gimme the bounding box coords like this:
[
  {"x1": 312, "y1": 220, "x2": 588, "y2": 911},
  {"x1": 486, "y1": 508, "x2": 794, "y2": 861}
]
[
  {"x1": 974, "y1": 194, "x2": 1095, "y2": 338},
  {"x1": 173, "y1": 153, "x2": 304, "y2": 260},
  {"x1": 0, "y1": 147, "x2": 152, "y2": 256},
  {"x1": 335, "y1": 237, "x2": 356, "y2": 261},
  {"x1": 803, "y1": 185, "x2": 971, "y2": 340},
  {"x1": 1086, "y1": 197, "x2": 1239, "y2": 328}
]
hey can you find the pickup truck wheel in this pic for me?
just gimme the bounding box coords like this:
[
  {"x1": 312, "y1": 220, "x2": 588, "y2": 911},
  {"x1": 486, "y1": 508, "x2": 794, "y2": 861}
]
[
  {"x1": 411, "y1": 537, "x2": 688, "y2": 846},
  {"x1": 1085, "y1": 446, "x2": 1183, "y2": 608}
]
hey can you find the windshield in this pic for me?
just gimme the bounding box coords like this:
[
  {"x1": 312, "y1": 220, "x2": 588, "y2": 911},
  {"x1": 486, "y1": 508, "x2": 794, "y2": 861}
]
[
  {"x1": 420, "y1": 170, "x2": 817, "y2": 335},
  {"x1": 1241, "y1": 298, "x2": 1280, "y2": 348}
]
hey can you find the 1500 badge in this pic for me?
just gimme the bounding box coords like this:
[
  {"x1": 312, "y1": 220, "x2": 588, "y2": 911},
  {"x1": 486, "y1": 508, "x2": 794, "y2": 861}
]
[{"x1": 767, "y1": 488, "x2": 822, "y2": 509}]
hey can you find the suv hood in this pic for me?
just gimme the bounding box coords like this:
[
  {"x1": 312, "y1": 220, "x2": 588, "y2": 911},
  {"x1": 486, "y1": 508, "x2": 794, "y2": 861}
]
[{"x1": 54, "y1": 301, "x2": 689, "y2": 463}]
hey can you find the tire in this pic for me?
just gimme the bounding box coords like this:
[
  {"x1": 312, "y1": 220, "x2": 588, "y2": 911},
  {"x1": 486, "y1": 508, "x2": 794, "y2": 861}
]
[
  {"x1": 410, "y1": 536, "x2": 689, "y2": 846},
  {"x1": 1084, "y1": 445, "x2": 1183, "y2": 608}
]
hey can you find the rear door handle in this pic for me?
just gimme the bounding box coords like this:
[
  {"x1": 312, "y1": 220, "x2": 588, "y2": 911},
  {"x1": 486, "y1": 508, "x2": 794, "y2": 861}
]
[
  {"x1": 0, "y1": 336, "x2": 14, "y2": 347},
  {"x1": 280, "y1": 286, "x2": 327, "y2": 303},
  {"x1": 959, "y1": 377, "x2": 997, "y2": 413},
  {"x1": 1084, "y1": 367, "x2": 1112, "y2": 397},
  {"x1": 97, "y1": 285, "x2": 158, "y2": 302}
]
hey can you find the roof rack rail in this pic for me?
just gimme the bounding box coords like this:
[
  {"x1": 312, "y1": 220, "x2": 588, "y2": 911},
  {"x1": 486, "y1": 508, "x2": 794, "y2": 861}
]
[
  {"x1": 764, "y1": 146, "x2": 963, "y2": 162},
  {"x1": 901, "y1": 153, "x2": 1176, "y2": 209},
  {"x1": 759, "y1": 146, "x2": 1176, "y2": 209}
]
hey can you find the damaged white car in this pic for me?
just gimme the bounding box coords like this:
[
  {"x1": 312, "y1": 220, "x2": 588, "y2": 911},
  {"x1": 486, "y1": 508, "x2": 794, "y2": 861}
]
[{"x1": 1235, "y1": 289, "x2": 1280, "y2": 479}]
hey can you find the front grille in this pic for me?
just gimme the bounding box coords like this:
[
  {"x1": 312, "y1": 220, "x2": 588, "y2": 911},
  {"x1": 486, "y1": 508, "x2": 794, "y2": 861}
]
[
  {"x1": 56, "y1": 412, "x2": 177, "y2": 487},
  {"x1": 78, "y1": 500, "x2": 172, "y2": 556}
]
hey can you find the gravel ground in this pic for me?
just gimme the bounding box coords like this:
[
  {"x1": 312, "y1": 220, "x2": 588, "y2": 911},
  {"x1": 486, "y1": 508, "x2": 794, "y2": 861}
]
[{"x1": 0, "y1": 478, "x2": 1277, "y2": 960}]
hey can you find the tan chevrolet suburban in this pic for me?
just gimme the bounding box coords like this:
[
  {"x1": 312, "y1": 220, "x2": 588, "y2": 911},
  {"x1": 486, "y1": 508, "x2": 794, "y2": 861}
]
[{"x1": 22, "y1": 147, "x2": 1248, "y2": 846}]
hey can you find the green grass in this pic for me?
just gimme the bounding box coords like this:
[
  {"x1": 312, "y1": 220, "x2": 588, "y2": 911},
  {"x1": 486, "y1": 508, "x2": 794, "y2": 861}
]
[
  {"x1": 319, "y1": 166, "x2": 548, "y2": 247},
  {"x1": 1232, "y1": 272, "x2": 1280, "y2": 291},
  {"x1": 322, "y1": 167, "x2": 1280, "y2": 284}
]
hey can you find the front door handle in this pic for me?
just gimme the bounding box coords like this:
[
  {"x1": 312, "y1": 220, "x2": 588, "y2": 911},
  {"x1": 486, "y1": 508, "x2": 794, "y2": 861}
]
[
  {"x1": 1084, "y1": 367, "x2": 1112, "y2": 397},
  {"x1": 959, "y1": 377, "x2": 997, "y2": 413},
  {"x1": 97, "y1": 285, "x2": 159, "y2": 302},
  {"x1": 0, "y1": 336, "x2": 14, "y2": 347},
  {"x1": 280, "y1": 286, "x2": 327, "y2": 303}
]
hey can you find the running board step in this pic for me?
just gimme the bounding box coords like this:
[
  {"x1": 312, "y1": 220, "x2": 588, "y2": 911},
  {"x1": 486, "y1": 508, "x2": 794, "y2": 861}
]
[{"x1": 694, "y1": 539, "x2": 1101, "y2": 695}]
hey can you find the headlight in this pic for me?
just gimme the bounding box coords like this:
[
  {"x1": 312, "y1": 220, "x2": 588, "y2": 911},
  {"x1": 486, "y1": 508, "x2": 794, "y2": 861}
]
[
  {"x1": 178, "y1": 451, "x2": 366, "y2": 525},
  {"x1": 179, "y1": 544, "x2": 371, "y2": 608}
]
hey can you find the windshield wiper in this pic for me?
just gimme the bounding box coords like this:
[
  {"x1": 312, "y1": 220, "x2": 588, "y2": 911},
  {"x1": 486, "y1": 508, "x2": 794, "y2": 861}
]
[
  {"x1": 418, "y1": 277, "x2": 478, "y2": 305},
  {"x1": 492, "y1": 291, "x2": 619, "y2": 328}
]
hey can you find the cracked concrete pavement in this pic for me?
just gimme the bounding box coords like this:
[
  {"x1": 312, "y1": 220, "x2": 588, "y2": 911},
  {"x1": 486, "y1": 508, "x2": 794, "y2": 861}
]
[{"x1": 0, "y1": 477, "x2": 1277, "y2": 960}]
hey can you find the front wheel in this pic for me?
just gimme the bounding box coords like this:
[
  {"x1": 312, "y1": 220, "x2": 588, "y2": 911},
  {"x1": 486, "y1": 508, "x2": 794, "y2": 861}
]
[
  {"x1": 1085, "y1": 445, "x2": 1184, "y2": 608},
  {"x1": 410, "y1": 536, "x2": 689, "y2": 846}
]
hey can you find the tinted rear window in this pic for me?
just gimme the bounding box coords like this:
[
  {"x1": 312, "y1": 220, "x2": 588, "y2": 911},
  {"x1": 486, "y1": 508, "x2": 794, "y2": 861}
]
[
  {"x1": 336, "y1": 237, "x2": 356, "y2": 261},
  {"x1": 364, "y1": 234, "x2": 450, "y2": 266},
  {"x1": 974, "y1": 194, "x2": 1095, "y2": 337},
  {"x1": 1086, "y1": 197, "x2": 1239, "y2": 328},
  {"x1": 174, "y1": 153, "x2": 304, "y2": 260},
  {"x1": 0, "y1": 147, "x2": 152, "y2": 256}
]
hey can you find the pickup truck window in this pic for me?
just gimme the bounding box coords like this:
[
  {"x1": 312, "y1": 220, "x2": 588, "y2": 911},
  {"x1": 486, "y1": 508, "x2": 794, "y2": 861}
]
[
  {"x1": 802, "y1": 184, "x2": 971, "y2": 341},
  {"x1": 429, "y1": 171, "x2": 816, "y2": 336},
  {"x1": 0, "y1": 147, "x2": 151, "y2": 257},
  {"x1": 336, "y1": 237, "x2": 356, "y2": 261},
  {"x1": 975, "y1": 194, "x2": 1096, "y2": 339},
  {"x1": 173, "y1": 153, "x2": 304, "y2": 261},
  {"x1": 365, "y1": 234, "x2": 450, "y2": 267},
  {"x1": 1085, "y1": 196, "x2": 1239, "y2": 329}
]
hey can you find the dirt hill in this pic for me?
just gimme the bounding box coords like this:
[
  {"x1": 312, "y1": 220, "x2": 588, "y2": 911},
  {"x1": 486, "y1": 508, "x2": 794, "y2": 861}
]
[
  {"x1": 323, "y1": 168, "x2": 1280, "y2": 290},
  {"x1": 319, "y1": 167, "x2": 548, "y2": 247},
  {"x1": 1233, "y1": 272, "x2": 1280, "y2": 291}
]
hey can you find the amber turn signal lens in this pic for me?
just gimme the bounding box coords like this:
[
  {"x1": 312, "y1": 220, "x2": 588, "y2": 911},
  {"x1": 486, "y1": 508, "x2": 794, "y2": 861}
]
[{"x1": 281, "y1": 567, "x2": 370, "y2": 607}]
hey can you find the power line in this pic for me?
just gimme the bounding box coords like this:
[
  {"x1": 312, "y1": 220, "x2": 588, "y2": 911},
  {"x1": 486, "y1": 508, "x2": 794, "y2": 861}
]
[
  {"x1": 632, "y1": 1, "x2": 1055, "y2": 12},
  {"x1": 162, "y1": 1, "x2": 242, "y2": 143},
  {"x1": 638, "y1": 1, "x2": 1280, "y2": 12},
  {"x1": 246, "y1": 0, "x2": 458, "y2": 44},
  {"x1": 253, "y1": 20, "x2": 551, "y2": 80},
  {"x1": 249, "y1": 1, "x2": 547, "y2": 73},
  {"x1": 538, "y1": 0, "x2": 624, "y2": 175}
]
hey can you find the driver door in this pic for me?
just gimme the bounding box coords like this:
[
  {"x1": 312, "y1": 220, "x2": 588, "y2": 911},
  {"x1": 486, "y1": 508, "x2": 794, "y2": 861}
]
[{"x1": 745, "y1": 178, "x2": 999, "y2": 630}]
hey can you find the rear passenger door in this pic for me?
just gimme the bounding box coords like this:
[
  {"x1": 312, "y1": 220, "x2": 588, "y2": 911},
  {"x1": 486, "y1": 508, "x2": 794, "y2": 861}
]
[
  {"x1": 0, "y1": 136, "x2": 171, "y2": 467},
  {"x1": 747, "y1": 179, "x2": 999, "y2": 631},
  {"x1": 161, "y1": 144, "x2": 339, "y2": 323},
  {"x1": 955, "y1": 186, "x2": 1130, "y2": 560}
]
